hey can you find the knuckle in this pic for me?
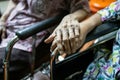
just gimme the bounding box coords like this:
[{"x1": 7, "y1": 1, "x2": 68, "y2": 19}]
[
  {"x1": 63, "y1": 38, "x2": 69, "y2": 42},
  {"x1": 75, "y1": 34, "x2": 79, "y2": 38},
  {"x1": 56, "y1": 39, "x2": 61, "y2": 43},
  {"x1": 69, "y1": 37, "x2": 74, "y2": 40}
]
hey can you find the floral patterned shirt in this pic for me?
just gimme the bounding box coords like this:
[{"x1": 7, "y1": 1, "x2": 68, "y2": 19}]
[
  {"x1": 98, "y1": 0, "x2": 120, "y2": 22},
  {"x1": 83, "y1": 0, "x2": 120, "y2": 80}
]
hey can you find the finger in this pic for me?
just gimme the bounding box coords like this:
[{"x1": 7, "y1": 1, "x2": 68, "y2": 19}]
[
  {"x1": 58, "y1": 53, "x2": 67, "y2": 61},
  {"x1": 56, "y1": 29, "x2": 64, "y2": 55},
  {"x1": 51, "y1": 47, "x2": 58, "y2": 57},
  {"x1": 61, "y1": 28, "x2": 71, "y2": 54},
  {"x1": 61, "y1": 53, "x2": 67, "y2": 58},
  {"x1": 68, "y1": 27, "x2": 75, "y2": 54},
  {"x1": 50, "y1": 39, "x2": 57, "y2": 52},
  {"x1": 74, "y1": 26, "x2": 81, "y2": 50},
  {"x1": 44, "y1": 32, "x2": 56, "y2": 43}
]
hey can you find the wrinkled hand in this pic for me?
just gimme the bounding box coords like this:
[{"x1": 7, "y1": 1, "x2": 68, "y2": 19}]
[
  {"x1": 52, "y1": 20, "x2": 80, "y2": 54},
  {"x1": 45, "y1": 17, "x2": 87, "y2": 57},
  {"x1": 53, "y1": 20, "x2": 87, "y2": 56},
  {"x1": 0, "y1": 21, "x2": 7, "y2": 39}
]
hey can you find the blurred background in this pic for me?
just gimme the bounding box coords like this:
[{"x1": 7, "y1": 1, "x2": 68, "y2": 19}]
[{"x1": 0, "y1": 0, "x2": 9, "y2": 14}]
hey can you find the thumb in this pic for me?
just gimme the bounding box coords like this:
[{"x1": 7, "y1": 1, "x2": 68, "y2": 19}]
[{"x1": 44, "y1": 32, "x2": 56, "y2": 43}]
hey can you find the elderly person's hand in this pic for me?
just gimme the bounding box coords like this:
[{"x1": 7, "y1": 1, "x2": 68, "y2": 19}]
[
  {"x1": 52, "y1": 20, "x2": 87, "y2": 56},
  {"x1": 45, "y1": 9, "x2": 89, "y2": 58},
  {"x1": 45, "y1": 17, "x2": 88, "y2": 58}
]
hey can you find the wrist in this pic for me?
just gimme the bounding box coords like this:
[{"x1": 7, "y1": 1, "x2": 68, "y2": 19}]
[
  {"x1": 70, "y1": 9, "x2": 89, "y2": 21},
  {"x1": 79, "y1": 22, "x2": 89, "y2": 35},
  {"x1": 80, "y1": 13, "x2": 102, "y2": 33}
]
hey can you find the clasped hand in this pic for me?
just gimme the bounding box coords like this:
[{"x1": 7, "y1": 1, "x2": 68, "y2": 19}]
[{"x1": 45, "y1": 16, "x2": 87, "y2": 58}]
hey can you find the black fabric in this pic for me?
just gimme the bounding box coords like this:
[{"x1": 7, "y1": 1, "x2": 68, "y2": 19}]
[{"x1": 0, "y1": 48, "x2": 31, "y2": 80}]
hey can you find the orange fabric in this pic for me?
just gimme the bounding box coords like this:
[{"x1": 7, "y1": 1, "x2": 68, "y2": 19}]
[{"x1": 89, "y1": 0, "x2": 116, "y2": 13}]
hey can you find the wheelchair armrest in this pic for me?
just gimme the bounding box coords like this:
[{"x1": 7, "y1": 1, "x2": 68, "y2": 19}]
[
  {"x1": 57, "y1": 21, "x2": 120, "y2": 64},
  {"x1": 86, "y1": 21, "x2": 120, "y2": 42},
  {"x1": 3, "y1": 11, "x2": 68, "y2": 80},
  {"x1": 4, "y1": 11, "x2": 68, "y2": 63},
  {"x1": 15, "y1": 11, "x2": 68, "y2": 40}
]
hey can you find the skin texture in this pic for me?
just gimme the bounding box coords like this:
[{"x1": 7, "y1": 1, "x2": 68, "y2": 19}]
[
  {"x1": 45, "y1": 12, "x2": 102, "y2": 59},
  {"x1": 45, "y1": 9, "x2": 90, "y2": 57}
]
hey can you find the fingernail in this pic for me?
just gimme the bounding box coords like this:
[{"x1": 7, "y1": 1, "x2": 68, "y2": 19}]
[
  {"x1": 44, "y1": 39, "x2": 47, "y2": 43},
  {"x1": 58, "y1": 56, "x2": 64, "y2": 61}
]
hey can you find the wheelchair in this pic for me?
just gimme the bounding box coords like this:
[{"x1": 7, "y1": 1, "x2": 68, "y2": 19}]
[
  {"x1": 2, "y1": 11, "x2": 120, "y2": 80},
  {"x1": 50, "y1": 22, "x2": 120, "y2": 80}
]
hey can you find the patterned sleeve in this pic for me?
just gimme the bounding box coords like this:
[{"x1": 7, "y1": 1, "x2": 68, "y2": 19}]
[
  {"x1": 67, "y1": 0, "x2": 90, "y2": 13},
  {"x1": 97, "y1": 0, "x2": 120, "y2": 22}
]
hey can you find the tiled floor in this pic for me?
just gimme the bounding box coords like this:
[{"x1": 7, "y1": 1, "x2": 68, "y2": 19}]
[{"x1": 0, "y1": 0, "x2": 9, "y2": 14}]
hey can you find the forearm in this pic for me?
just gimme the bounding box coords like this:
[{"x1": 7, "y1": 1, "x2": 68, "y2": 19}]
[
  {"x1": 70, "y1": 9, "x2": 89, "y2": 21},
  {"x1": 0, "y1": 0, "x2": 17, "y2": 22},
  {"x1": 80, "y1": 13, "x2": 102, "y2": 34},
  {"x1": 81, "y1": 0, "x2": 120, "y2": 34},
  {"x1": 60, "y1": 9, "x2": 89, "y2": 25}
]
